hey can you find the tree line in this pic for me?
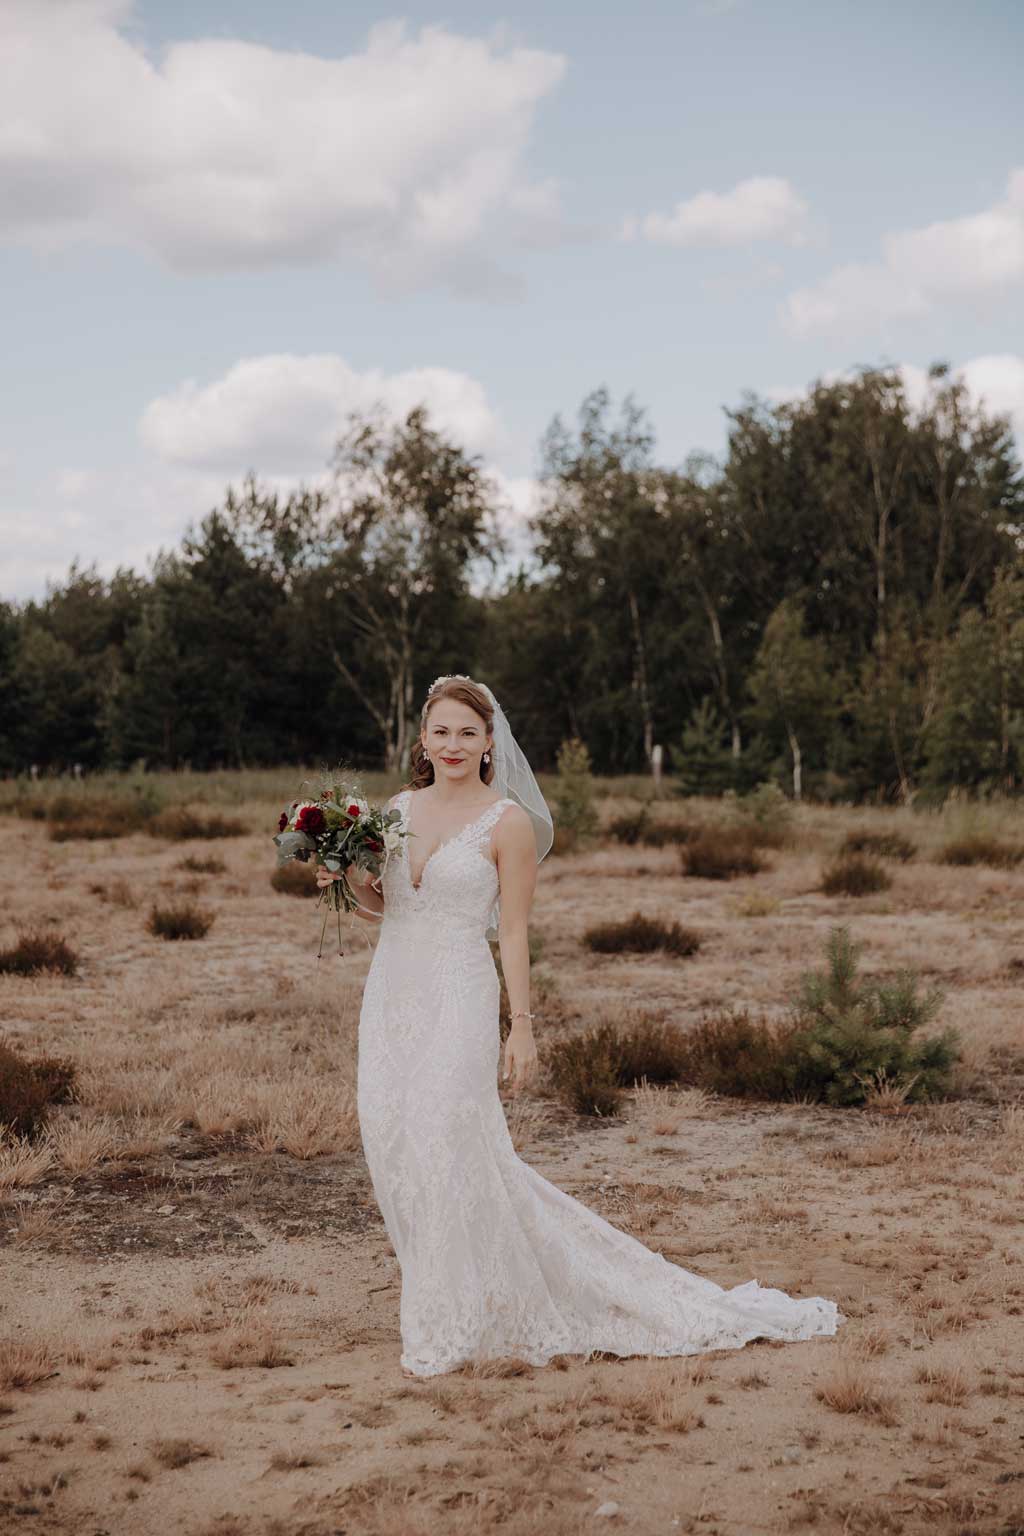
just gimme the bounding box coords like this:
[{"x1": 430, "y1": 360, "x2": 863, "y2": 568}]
[{"x1": 3, "y1": 362, "x2": 1023, "y2": 804}]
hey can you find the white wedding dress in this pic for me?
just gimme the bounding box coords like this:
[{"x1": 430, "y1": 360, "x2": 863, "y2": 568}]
[{"x1": 356, "y1": 787, "x2": 844, "y2": 1378}]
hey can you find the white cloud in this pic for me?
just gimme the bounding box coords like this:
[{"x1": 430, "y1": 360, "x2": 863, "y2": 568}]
[
  {"x1": 625, "y1": 176, "x2": 810, "y2": 248},
  {"x1": 764, "y1": 354, "x2": 1024, "y2": 440},
  {"x1": 0, "y1": 2, "x2": 565, "y2": 290},
  {"x1": 782, "y1": 169, "x2": 1024, "y2": 335},
  {"x1": 140, "y1": 354, "x2": 506, "y2": 473}
]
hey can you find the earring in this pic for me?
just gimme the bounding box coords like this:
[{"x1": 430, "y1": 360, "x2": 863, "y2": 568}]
[{"x1": 483, "y1": 751, "x2": 490, "y2": 764}]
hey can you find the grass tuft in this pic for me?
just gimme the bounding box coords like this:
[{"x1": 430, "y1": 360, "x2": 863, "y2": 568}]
[
  {"x1": 146, "y1": 901, "x2": 215, "y2": 941},
  {"x1": 583, "y1": 911, "x2": 701, "y2": 958},
  {"x1": 820, "y1": 853, "x2": 892, "y2": 896},
  {"x1": 0, "y1": 929, "x2": 79, "y2": 976}
]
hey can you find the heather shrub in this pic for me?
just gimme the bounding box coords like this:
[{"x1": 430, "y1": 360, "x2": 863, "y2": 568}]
[
  {"x1": 938, "y1": 835, "x2": 1023, "y2": 869},
  {"x1": 179, "y1": 855, "x2": 226, "y2": 875},
  {"x1": 271, "y1": 861, "x2": 317, "y2": 897},
  {"x1": 821, "y1": 853, "x2": 892, "y2": 895},
  {"x1": 583, "y1": 911, "x2": 701, "y2": 957},
  {"x1": 681, "y1": 826, "x2": 766, "y2": 879},
  {"x1": 146, "y1": 901, "x2": 215, "y2": 941},
  {"x1": 840, "y1": 830, "x2": 917, "y2": 862},
  {"x1": 608, "y1": 808, "x2": 695, "y2": 847},
  {"x1": 543, "y1": 1022, "x2": 625, "y2": 1117},
  {"x1": 677, "y1": 927, "x2": 958, "y2": 1107},
  {"x1": 0, "y1": 1040, "x2": 78, "y2": 1137},
  {"x1": 0, "y1": 930, "x2": 79, "y2": 977},
  {"x1": 147, "y1": 808, "x2": 246, "y2": 841}
]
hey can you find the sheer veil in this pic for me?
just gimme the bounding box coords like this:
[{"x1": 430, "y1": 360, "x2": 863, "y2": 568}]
[{"x1": 479, "y1": 681, "x2": 553, "y2": 941}]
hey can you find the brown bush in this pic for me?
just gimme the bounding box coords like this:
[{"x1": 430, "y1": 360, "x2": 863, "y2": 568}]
[
  {"x1": 820, "y1": 853, "x2": 892, "y2": 896},
  {"x1": 270, "y1": 861, "x2": 318, "y2": 898},
  {"x1": 147, "y1": 808, "x2": 246, "y2": 841},
  {"x1": 0, "y1": 1040, "x2": 78, "y2": 1137},
  {"x1": 178, "y1": 855, "x2": 226, "y2": 875},
  {"x1": 41, "y1": 793, "x2": 158, "y2": 841},
  {"x1": 680, "y1": 826, "x2": 766, "y2": 879},
  {"x1": 607, "y1": 809, "x2": 695, "y2": 847},
  {"x1": 542, "y1": 1024, "x2": 625, "y2": 1117},
  {"x1": 615, "y1": 1015, "x2": 690, "y2": 1084},
  {"x1": 146, "y1": 901, "x2": 215, "y2": 941},
  {"x1": 0, "y1": 929, "x2": 79, "y2": 977},
  {"x1": 840, "y1": 830, "x2": 916, "y2": 862},
  {"x1": 674, "y1": 1008, "x2": 801, "y2": 1099},
  {"x1": 938, "y1": 835, "x2": 1024, "y2": 869},
  {"x1": 584, "y1": 911, "x2": 701, "y2": 957}
]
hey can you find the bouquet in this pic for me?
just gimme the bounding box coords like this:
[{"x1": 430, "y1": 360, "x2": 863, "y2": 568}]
[{"x1": 273, "y1": 778, "x2": 406, "y2": 956}]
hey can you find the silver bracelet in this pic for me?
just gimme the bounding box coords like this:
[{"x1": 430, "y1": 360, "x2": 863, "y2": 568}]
[{"x1": 510, "y1": 1009, "x2": 534, "y2": 1021}]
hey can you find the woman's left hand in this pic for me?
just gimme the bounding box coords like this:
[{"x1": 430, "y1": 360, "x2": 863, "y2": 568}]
[{"x1": 502, "y1": 1023, "x2": 538, "y2": 1093}]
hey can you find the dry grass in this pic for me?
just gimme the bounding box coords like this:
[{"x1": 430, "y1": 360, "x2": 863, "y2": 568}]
[
  {"x1": 146, "y1": 899, "x2": 216, "y2": 940},
  {"x1": 1, "y1": 779, "x2": 1023, "y2": 1536},
  {"x1": 0, "y1": 929, "x2": 79, "y2": 976}
]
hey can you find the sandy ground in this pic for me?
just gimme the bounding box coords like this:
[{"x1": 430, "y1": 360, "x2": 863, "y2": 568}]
[{"x1": 1, "y1": 793, "x2": 1023, "y2": 1536}]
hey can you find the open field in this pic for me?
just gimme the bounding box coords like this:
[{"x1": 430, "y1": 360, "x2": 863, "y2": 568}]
[{"x1": 1, "y1": 774, "x2": 1023, "y2": 1536}]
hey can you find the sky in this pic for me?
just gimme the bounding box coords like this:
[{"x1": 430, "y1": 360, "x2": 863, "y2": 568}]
[{"x1": 2, "y1": 0, "x2": 1023, "y2": 601}]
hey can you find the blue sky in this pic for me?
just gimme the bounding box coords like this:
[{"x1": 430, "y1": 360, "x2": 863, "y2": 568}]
[{"x1": 2, "y1": 0, "x2": 1022, "y2": 599}]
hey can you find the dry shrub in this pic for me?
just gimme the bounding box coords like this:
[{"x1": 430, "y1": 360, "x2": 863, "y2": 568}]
[
  {"x1": 146, "y1": 900, "x2": 215, "y2": 941},
  {"x1": 0, "y1": 1134, "x2": 55, "y2": 1191},
  {"x1": 208, "y1": 1318, "x2": 294, "y2": 1371},
  {"x1": 88, "y1": 878, "x2": 138, "y2": 909},
  {"x1": 680, "y1": 826, "x2": 766, "y2": 879},
  {"x1": 178, "y1": 854, "x2": 226, "y2": 875},
  {"x1": 542, "y1": 1024, "x2": 625, "y2": 1117},
  {"x1": 149, "y1": 1437, "x2": 214, "y2": 1469},
  {"x1": 820, "y1": 853, "x2": 892, "y2": 896},
  {"x1": 543, "y1": 1015, "x2": 692, "y2": 1116},
  {"x1": 0, "y1": 1040, "x2": 78, "y2": 1137},
  {"x1": 0, "y1": 1335, "x2": 56, "y2": 1391},
  {"x1": 271, "y1": 860, "x2": 318, "y2": 897},
  {"x1": 607, "y1": 809, "x2": 695, "y2": 847},
  {"x1": 676, "y1": 1008, "x2": 799, "y2": 1100},
  {"x1": 939, "y1": 834, "x2": 1024, "y2": 868},
  {"x1": 814, "y1": 1359, "x2": 900, "y2": 1425},
  {"x1": 840, "y1": 829, "x2": 917, "y2": 862},
  {"x1": 147, "y1": 807, "x2": 245, "y2": 841},
  {"x1": 0, "y1": 929, "x2": 79, "y2": 976},
  {"x1": 43, "y1": 792, "x2": 159, "y2": 841},
  {"x1": 583, "y1": 911, "x2": 701, "y2": 958}
]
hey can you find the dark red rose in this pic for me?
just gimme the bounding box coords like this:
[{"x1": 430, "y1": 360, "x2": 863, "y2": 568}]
[
  {"x1": 366, "y1": 838, "x2": 383, "y2": 852},
  {"x1": 295, "y1": 805, "x2": 326, "y2": 836},
  {"x1": 278, "y1": 811, "x2": 288, "y2": 832},
  {"x1": 347, "y1": 802, "x2": 360, "y2": 817}
]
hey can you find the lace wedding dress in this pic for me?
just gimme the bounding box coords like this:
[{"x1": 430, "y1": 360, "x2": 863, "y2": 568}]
[{"x1": 356, "y1": 787, "x2": 844, "y2": 1378}]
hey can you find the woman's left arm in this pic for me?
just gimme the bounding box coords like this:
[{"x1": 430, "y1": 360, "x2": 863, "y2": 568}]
[{"x1": 494, "y1": 807, "x2": 539, "y2": 1093}]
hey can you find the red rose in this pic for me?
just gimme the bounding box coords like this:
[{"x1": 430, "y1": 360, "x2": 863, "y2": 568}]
[
  {"x1": 278, "y1": 812, "x2": 288, "y2": 832},
  {"x1": 347, "y1": 802, "x2": 360, "y2": 817},
  {"x1": 366, "y1": 838, "x2": 383, "y2": 852},
  {"x1": 295, "y1": 805, "x2": 326, "y2": 836}
]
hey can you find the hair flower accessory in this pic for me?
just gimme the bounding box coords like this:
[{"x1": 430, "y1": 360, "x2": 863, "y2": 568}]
[{"x1": 428, "y1": 673, "x2": 472, "y2": 695}]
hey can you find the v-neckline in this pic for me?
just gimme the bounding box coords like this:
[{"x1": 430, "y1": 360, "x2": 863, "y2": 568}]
[{"x1": 403, "y1": 789, "x2": 504, "y2": 893}]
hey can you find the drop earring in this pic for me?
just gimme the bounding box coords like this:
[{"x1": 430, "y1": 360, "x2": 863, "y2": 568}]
[{"x1": 483, "y1": 751, "x2": 490, "y2": 764}]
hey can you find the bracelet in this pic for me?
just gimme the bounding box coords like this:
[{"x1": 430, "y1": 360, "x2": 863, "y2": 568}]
[{"x1": 510, "y1": 1010, "x2": 534, "y2": 1021}]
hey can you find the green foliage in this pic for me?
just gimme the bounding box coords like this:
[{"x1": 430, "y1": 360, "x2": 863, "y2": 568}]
[
  {"x1": 0, "y1": 1040, "x2": 78, "y2": 1138},
  {"x1": 583, "y1": 911, "x2": 701, "y2": 957},
  {"x1": 672, "y1": 698, "x2": 735, "y2": 796},
  {"x1": 788, "y1": 927, "x2": 956, "y2": 1105},
  {"x1": 554, "y1": 737, "x2": 599, "y2": 846},
  {"x1": 146, "y1": 902, "x2": 215, "y2": 941},
  {"x1": 677, "y1": 926, "x2": 959, "y2": 1106},
  {"x1": 0, "y1": 930, "x2": 79, "y2": 977}
]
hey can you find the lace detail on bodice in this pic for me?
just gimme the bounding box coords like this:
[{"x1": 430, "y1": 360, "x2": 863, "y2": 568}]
[
  {"x1": 356, "y1": 788, "x2": 845, "y2": 1378},
  {"x1": 380, "y1": 788, "x2": 513, "y2": 934}
]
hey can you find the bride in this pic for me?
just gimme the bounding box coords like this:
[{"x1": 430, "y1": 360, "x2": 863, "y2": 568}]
[{"x1": 317, "y1": 674, "x2": 844, "y2": 1379}]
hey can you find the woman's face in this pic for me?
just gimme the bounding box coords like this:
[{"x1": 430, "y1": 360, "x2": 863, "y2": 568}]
[{"x1": 421, "y1": 699, "x2": 492, "y2": 784}]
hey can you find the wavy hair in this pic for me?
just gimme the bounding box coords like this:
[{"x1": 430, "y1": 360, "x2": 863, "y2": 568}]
[{"x1": 406, "y1": 677, "x2": 495, "y2": 791}]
